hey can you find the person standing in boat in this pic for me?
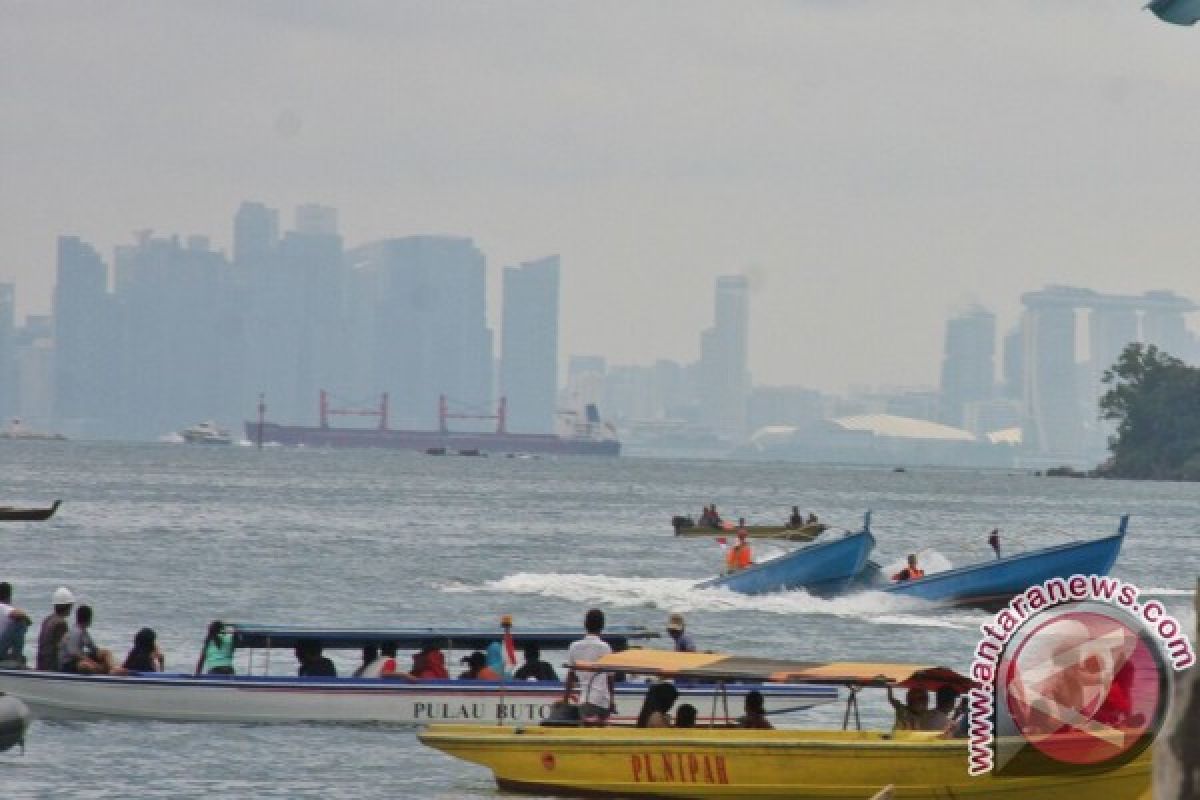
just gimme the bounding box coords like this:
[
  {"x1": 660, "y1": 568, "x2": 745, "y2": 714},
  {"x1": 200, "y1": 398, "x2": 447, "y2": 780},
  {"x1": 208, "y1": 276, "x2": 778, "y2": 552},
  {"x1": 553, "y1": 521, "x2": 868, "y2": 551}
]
[
  {"x1": 194, "y1": 620, "x2": 235, "y2": 676},
  {"x1": 562, "y1": 608, "x2": 616, "y2": 724},
  {"x1": 988, "y1": 528, "x2": 1001, "y2": 559},
  {"x1": 725, "y1": 528, "x2": 754, "y2": 573},
  {"x1": 36, "y1": 587, "x2": 74, "y2": 671},
  {"x1": 788, "y1": 506, "x2": 804, "y2": 529},
  {"x1": 891, "y1": 554, "x2": 924, "y2": 582}
]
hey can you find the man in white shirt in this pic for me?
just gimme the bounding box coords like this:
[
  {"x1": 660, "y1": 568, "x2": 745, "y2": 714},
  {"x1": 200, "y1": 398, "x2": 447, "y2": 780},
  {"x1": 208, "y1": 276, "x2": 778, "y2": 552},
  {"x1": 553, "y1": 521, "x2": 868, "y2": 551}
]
[
  {"x1": 562, "y1": 608, "x2": 615, "y2": 724},
  {"x1": 0, "y1": 582, "x2": 32, "y2": 668}
]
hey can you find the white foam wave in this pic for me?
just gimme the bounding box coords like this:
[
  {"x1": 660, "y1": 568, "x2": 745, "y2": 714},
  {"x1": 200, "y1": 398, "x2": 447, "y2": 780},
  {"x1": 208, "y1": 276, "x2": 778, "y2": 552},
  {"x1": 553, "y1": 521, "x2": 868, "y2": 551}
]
[
  {"x1": 469, "y1": 572, "x2": 974, "y2": 629},
  {"x1": 1140, "y1": 587, "x2": 1196, "y2": 597}
]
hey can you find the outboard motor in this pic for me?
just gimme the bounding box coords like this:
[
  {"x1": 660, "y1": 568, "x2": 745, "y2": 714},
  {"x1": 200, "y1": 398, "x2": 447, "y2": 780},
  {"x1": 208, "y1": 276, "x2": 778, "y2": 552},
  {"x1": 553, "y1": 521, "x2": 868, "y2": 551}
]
[{"x1": 0, "y1": 693, "x2": 30, "y2": 753}]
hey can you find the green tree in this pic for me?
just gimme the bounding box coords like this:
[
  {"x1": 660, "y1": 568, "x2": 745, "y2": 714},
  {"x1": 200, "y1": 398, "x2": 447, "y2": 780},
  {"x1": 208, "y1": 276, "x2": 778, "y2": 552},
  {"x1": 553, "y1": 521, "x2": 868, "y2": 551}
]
[{"x1": 1099, "y1": 343, "x2": 1200, "y2": 480}]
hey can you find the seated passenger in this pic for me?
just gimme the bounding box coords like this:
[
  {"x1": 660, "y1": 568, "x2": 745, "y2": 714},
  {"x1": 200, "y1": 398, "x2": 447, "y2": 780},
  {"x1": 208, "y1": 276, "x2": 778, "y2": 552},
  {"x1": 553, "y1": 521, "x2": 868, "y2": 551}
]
[
  {"x1": 122, "y1": 627, "x2": 164, "y2": 673},
  {"x1": 411, "y1": 643, "x2": 449, "y2": 679},
  {"x1": 61, "y1": 605, "x2": 127, "y2": 675},
  {"x1": 513, "y1": 643, "x2": 559, "y2": 681},
  {"x1": 636, "y1": 682, "x2": 679, "y2": 728},
  {"x1": 294, "y1": 639, "x2": 337, "y2": 678},
  {"x1": 806, "y1": 512, "x2": 818, "y2": 525},
  {"x1": 887, "y1": 686, "x2": 942, "y2": 731},
  {"x1": 892, "y1": 554, "x2": 925, "y2": 582},
  {"x1": 194, "y1": 619, "x2": 235, "y2": 676},
  {"x1": 458, "y1": 650, "x2": 500, "y2": 680},
  {"x1": 928, "y1": 685, "x2": 958, "y2": 732},
  {"x1": 352, "y1": 645, "x2": 378, "y2": 678},
  {"x1": 737, "y1": 690, "x2": 773, "y2": 729},
  {"x1": 674, "y1": 703, "x2": 698, "y2": 728}
]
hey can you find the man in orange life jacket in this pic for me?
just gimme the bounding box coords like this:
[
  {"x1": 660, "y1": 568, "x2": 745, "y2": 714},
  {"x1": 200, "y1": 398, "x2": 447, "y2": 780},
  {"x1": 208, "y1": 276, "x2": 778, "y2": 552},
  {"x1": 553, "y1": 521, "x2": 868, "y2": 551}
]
[
  {"x1": 725, "y1": 523, "x2": 754, "y2": 573},
  {"x1": 892, "y1": 553, "x2": 924, "y2": 582}
]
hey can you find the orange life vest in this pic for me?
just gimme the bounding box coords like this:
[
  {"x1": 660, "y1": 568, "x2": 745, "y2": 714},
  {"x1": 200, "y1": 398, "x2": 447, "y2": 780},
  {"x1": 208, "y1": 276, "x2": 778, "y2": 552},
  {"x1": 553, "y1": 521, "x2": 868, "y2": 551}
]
[
  {"x1": 726, "y1": 542, "x2": 753, "y2": 571},
  {"x1": 892, "y1": 565, "x2": 925, "y2": 582}
]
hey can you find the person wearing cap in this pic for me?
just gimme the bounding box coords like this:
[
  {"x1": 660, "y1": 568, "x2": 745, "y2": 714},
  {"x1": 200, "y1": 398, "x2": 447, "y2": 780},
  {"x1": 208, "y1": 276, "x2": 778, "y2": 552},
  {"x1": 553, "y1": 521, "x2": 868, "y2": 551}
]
[
  {"x1": 725, "y1": 526, "x2": 754, "y2": 573},
  {"x1": 35, "y1": 587, "x2": 74, "y2": 671},
  {"x1": 458, "y1": 651, "x2": 500, "y2": 680},
  {"x1": 665, "y1": 614, "x2": 696, "y2": 653}
]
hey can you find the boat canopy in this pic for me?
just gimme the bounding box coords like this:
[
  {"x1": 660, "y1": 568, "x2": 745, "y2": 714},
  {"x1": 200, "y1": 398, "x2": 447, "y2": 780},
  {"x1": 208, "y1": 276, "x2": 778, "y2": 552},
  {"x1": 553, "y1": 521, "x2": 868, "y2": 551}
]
[
  {"x1": 574, "y1": 650, "x2": 974, "y2": 691},
  {"x1": 227, "y1": 623, "x2": 658, "y2": 651}
]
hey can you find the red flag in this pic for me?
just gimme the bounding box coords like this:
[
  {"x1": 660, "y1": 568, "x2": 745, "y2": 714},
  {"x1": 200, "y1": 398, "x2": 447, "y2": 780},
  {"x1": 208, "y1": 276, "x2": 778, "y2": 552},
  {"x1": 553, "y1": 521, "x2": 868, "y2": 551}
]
[{"x1": 503, "y1": 624, "x2": 518, "y2": 673}]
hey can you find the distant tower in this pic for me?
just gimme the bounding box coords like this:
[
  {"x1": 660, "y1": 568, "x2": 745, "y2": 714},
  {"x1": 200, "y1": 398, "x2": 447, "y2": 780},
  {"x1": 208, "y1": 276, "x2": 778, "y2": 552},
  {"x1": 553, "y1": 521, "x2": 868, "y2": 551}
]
[
  {"x1": 294, "y1": 204, "x2": 338, "y2": 236},
  {"x1": 1020, "y1": 290, "x2": 1082, "y2": 458},
  {"x1": 699, "y1": 275, "x2": 750, "y2": 438},
  {"x1": 233, "y1": 201, "x2": 279, "y2": 268},
  {"x1": 0, "y1": 283, "x2": 15, "y2": 421},
  {"x1": 938, "y1": 306, "x2": 995, "y2": 427},
  {"x1": 501, "y1": 256, "x2": 560, "y2": 433},
  {"x1": 53, "y1": 236, "x2": 113, "y2": 435}
]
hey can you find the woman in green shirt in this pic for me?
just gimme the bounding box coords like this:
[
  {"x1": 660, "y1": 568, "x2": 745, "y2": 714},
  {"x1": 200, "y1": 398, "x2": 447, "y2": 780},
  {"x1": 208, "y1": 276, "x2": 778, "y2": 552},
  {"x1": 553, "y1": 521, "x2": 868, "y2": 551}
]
[{"x1": 194, "y1": 620, "x2": 235, "y2": 675}]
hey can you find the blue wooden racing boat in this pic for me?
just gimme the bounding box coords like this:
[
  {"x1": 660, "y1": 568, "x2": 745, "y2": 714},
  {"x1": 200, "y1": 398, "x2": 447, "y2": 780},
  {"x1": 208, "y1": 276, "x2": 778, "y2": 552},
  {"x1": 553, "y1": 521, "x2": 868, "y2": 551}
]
[
  {"x1": 860, "y1": 515, "x2": 1129, "y2": 608},
  {"x1": 695, "y1": 519, "x2": 876, "y2": 596}
]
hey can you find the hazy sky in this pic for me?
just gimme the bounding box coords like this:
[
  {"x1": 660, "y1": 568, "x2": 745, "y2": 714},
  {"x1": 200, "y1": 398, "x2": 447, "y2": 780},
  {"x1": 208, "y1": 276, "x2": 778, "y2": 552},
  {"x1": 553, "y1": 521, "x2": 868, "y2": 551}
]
[{"x1": 3, "y1": 1, "x2": 1198, "y2": 391}]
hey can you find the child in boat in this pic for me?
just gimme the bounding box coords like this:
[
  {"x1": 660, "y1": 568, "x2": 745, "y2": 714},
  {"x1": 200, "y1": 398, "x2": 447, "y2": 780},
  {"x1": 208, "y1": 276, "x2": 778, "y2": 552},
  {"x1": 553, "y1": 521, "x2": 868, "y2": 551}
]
[
  {"x1": 674, "y1": 703, "x2": 698, "y2": 728},
  {"x1": 738, "y1": 690, "x2": 773, "y2": 729}
]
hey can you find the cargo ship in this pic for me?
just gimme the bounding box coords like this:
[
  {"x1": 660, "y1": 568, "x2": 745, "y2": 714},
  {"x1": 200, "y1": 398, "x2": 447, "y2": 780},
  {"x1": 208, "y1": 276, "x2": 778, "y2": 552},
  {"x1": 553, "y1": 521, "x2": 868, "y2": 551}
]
[{"x1": 245, "y1": 392, "x2": 620, "y2": 456}]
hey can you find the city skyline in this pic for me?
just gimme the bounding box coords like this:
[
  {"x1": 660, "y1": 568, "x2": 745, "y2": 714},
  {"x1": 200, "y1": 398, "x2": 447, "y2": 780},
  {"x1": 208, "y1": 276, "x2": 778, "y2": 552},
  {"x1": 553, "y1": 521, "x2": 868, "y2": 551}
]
[{"x1": 4, "y1": 3, "x2": 1200, "y2": 393}]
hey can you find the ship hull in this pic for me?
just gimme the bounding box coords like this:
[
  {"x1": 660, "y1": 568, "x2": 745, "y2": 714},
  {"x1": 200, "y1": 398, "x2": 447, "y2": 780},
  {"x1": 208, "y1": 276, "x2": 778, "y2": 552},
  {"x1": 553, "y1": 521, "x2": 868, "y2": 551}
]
[{"x1": 244, "y1": 422, "x2": 620, "y2": 456}]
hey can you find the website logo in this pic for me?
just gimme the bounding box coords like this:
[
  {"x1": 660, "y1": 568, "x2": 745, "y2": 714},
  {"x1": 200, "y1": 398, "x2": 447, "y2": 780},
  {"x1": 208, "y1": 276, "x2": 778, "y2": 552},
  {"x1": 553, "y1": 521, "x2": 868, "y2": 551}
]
[{"x1": 967, "y1": 576, "x2": 1194, "y2": 776}]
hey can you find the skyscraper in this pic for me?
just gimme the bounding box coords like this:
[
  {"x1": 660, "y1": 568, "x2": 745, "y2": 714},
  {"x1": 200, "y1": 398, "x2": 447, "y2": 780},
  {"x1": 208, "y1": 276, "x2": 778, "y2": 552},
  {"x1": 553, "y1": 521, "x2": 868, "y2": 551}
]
[
  {"x1": 698, "y1": 275, "x2": 750, "y2": 438},
  {"x1": 938, "y1": 306, "x2": 995, "y2": 428},
  {"x1": 345, "y1": 236, "x2": 493, "y2": 429},
  {"x1": 53, "y1": 235, "x2": 114, "y2": 435},
  {"x1": 500, "y1": 255, "x2": 560, "y2": 433},
  {"x1": 1020, "y1": 290, "x2": 1083, "y2": 458},
  {"x1": 233, "y1": 201, "x2": 279, "y2": 269},
  {"x1": 0, "y1": 283, "x2": 15, "y2": 422}
]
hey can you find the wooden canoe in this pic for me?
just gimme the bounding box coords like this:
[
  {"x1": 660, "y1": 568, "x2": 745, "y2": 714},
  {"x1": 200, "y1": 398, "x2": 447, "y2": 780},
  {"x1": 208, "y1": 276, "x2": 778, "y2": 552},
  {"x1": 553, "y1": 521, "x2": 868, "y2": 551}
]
[
  {"x1": 672, "y1": 520, "x2": 827, "y2": 542},
  {"x1": 0, "y1": 500, "x2": 61, "y2": 521}
]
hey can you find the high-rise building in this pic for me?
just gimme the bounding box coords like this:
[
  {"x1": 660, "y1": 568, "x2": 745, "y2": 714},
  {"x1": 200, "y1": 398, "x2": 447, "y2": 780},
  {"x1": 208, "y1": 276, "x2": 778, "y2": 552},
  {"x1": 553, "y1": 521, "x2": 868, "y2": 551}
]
[
  {"x1": 698, "y1": 275, "x2": 750, "y2": 438},
  {"x1": 110, "y1": 231, "x2": 235, "y2": 437},
  {"x1": 53, "y1": 235, "x2": 114, "y2": 436},
  {"x1": 500, "y1": 255, "x2": 560, "y2": 433},
  {"x1": 233, "y1": 201, "x2": 279, "y2": 268},
  {"x1": 1020, "y1": 297, "x2": 1080, "y2": 458},
  {"x1": 345, "y1": 236, "x2": 492, "y2": 429},
  {"x1": 938, "y1": 306, "x2": 995, "y2": 427},
  {"x1": 0, "y1": 284, "x2": 16, "y2": 421},
  {"x1": 1001, "y1": 326, "x2": 1024, "y2": 401}
]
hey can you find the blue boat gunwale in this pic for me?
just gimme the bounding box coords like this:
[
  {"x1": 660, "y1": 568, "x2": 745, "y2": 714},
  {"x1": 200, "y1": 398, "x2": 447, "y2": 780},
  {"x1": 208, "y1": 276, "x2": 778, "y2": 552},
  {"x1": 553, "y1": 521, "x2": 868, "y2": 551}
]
[
  {"x1": 695, "y1": 529, "x2": 876, "y2": 590},
  {"x1": 878, "y1": 529, "x2": 1127, "y2": 593},
  {"x1": 0, "y1": 668, "x2": 838, "y2": 697}
]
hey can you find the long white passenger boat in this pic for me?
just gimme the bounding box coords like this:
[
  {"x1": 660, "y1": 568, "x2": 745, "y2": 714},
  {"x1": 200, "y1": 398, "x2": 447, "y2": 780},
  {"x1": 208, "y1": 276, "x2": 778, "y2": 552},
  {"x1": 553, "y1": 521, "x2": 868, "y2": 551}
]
[{"x1": 0, "y1": 624, "x2": 838, "y2": 725}]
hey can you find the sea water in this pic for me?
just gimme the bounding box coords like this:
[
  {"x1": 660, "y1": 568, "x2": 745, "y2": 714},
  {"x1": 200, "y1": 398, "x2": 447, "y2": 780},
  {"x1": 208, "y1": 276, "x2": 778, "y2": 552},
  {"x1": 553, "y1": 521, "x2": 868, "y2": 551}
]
[{"x1": 0, "y1": 441, "x2": 1195, "y2": 798}]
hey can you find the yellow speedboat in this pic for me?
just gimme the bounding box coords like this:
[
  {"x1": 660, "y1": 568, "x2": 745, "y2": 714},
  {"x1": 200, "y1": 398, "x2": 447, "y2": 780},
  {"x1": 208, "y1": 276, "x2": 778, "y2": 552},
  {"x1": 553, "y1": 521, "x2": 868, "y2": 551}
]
[{"x1": 418, "y1": 651, "x2": 1152, "y2": 799}]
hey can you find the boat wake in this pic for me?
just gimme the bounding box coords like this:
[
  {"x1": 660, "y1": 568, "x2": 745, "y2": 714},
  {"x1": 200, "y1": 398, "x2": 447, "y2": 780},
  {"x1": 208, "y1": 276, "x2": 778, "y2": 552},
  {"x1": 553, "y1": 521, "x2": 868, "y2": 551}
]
[
  {"x1": 1141, "y1": 587, "x2": 1196, "y2": 597},
  {"x1": 452, "y1": 572, "x2": 978, "y2": 629}
]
